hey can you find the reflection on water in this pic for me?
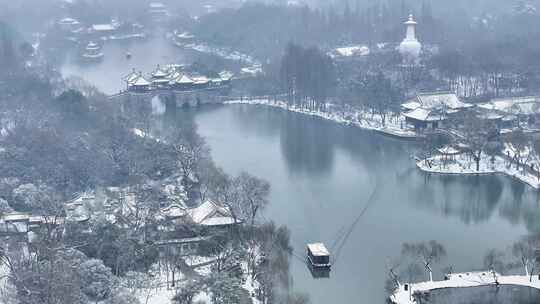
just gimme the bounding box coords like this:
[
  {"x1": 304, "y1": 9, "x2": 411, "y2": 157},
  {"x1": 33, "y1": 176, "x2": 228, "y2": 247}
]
[
  {"x1": 168, "y1": 104, "x2": 538, "y2": 303},
  {"x1": 280, "y1": 110, "x2": 336, "y2": 175},
  {"x1": 427, "y1": 286, "x2": 540, "y2": 304}
]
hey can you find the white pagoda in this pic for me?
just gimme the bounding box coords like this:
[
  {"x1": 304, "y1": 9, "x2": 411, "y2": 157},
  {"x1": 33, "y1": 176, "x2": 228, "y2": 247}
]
[{"x1": 398, "y1": 14, "x2": 422, "y2": 64}]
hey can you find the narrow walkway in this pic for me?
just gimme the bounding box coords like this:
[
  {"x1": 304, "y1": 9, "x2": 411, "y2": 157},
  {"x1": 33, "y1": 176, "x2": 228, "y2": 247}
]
[
  {"x1": 224, "y1": 98, "x2": 420, "y2": 139},
  {"x1": 391, "y1": 272, "x2": 540, "y2": 304}
]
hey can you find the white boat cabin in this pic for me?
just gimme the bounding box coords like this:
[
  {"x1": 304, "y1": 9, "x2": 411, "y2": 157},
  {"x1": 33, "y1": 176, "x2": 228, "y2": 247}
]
[{"x1": 307, "y1": 243, "x2": 331, "y2": 268}]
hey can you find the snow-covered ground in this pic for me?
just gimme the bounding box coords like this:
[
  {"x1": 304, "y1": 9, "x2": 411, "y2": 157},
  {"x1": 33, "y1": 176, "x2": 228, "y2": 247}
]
[
  {"x1": 224, "y1": 98, "x2": 418, "y2": 139},
  {"x1": 241, "y1": 261, "x2": 261, "y2": 304},
  {"x1": 417, "y1": 154, "x2": 540, "y2": 189},
  {"x1": 0, "y1": 263, "x2": 11, "y2": 304},
  {"x1": 134, "y1": 256, "x2": 261, "y2": 304},
  {"x1": 390, "y1": 271, "x2": 540, "y2": 304},
  {"x1": 174, "y1": 39, "x2": 258, "y2": 66}
]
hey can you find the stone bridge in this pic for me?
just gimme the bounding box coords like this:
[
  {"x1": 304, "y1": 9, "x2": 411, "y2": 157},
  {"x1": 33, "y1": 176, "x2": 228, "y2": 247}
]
[{"x1": 108, "y1": 85, "x2": 231, "y2": 110}]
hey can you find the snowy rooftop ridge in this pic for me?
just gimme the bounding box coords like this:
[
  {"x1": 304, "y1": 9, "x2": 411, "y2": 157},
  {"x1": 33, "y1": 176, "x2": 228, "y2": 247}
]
[
  {"x1": 307, "y1": 243, "x2": 330, "y2": 257},
  {"x1": 403, "y1": 92, "x2": 471, "y2": 112},
  {"x1": 403, "y1": 108, "x2": 443, "y2": 122},
  {"x1": 478, "y1": 96, "x2": 540, "y2": 115},
  {"x1": 92, "y1": 24, "x2": 116, "y2": 32},
  {"x1": 331, "y1": 45, "x2": 370, "y2": 58},
  {"x1": 416, "y1": 92, "x2": 472, "y2": 110},
  {"x1": 187, "y1": 200, "x2": 237, "y2": 226}
]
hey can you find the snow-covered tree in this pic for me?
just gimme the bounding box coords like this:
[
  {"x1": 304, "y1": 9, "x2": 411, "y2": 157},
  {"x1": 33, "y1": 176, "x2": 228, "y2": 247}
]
[
  {"x1": 512, "y1": 235, "x2": 540, "y2": 281},
  {"x1": 0, "y1": 198, "x2": 13, "y2": 215},
  {"x1": 209, "y1": 272, "x2": 247, "y2": 304},
  {"x1": 104, "y1": 288, "x2": 141, "y2": 304},
  {"x1": 484, "y1": 249, "x2": 506, "y2": 284},
  {"x1": 79, "y1": 259, "x2": 114, "y2": 302},
  {"x1": 11, "y1": 183, "x2": 39, "y2": 210},
  {"x1": 402, "y1": 240, "x2": 446, "y2": 282}
]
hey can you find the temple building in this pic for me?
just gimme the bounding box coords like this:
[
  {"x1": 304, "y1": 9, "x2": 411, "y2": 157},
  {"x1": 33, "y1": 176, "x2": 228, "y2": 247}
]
[
  {"x1": 123, "y1": 64, "x2": 232, "y2": 93},
  {"x1": 402, "y1": 92, "x2": 472, "y2": 131},
  {"x1": 476, "y1": 96, "x2": 540, "y2": 129},
  {"x1": 398, "y1": 14, "x2": 422, "y2": 64}
]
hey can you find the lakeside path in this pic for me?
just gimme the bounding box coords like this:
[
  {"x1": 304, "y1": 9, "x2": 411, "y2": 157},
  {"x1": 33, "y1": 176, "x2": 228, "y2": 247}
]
[
  {"x1": 223, "y1": 99, "x2": 419, "y2": 139},
  {"x1": 417, "y1": 155, "x2": 540, "y2": 189},
  {"x1": 390, "y1": 272, "x2": 540, "y2": 304}
]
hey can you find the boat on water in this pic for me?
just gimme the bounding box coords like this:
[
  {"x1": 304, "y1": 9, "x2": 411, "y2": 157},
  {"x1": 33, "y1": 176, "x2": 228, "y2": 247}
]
[
  {"x1": 126, "y1": 52, "x2": 132, "y2": 59},
  {"x1": 81, "y1": 41, "x2": 104, "y2": 61},
  {"x1": 307, "y1": 243, "x2": 332, "y2": 278},
  {"x1": 307, "y1": 243, "x2": 332, "y2": 268}
]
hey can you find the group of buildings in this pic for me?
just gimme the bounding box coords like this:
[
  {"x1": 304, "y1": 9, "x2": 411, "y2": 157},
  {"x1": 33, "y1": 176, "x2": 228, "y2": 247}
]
[
  {"x1": 402, "y1": 91, "x2": 540, "y2": 133},
  {"x1": 57, "y1": 17, "x2": 146, "y2": 42},
  {"x1": 123, "y1": 64, "x2": 232, "y2": 93},
  {"x1": 55, "y1": 2, "x2": 170, "y2": 62},
  {"x1": 0, "y1": 187, "x2": 238, "y2": 250}
]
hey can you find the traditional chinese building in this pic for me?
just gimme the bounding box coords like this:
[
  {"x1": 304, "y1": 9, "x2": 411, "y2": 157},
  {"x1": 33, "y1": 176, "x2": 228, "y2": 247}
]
[{"x1": 402, "y1": 92, "x2": 472, "y2": 130}]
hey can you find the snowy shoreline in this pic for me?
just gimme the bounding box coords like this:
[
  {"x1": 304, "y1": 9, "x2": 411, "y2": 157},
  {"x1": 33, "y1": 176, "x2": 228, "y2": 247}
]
[
  {"x1": 390, "y1": 272, "x2": 540, "y2": 304},
  {"x1": 224, "y1": 99, "x2": 540, "y2": 189},
  {"x1": 223, "y1": 99, "x2": 419, "y2": 139},
  {"x1": 417, "y1": 155, "x2": 540, "y2": 189}
]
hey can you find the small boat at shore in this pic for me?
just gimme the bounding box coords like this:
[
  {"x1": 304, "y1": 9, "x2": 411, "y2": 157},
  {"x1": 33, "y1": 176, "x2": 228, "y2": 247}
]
[{"x1": 81, "y1": 41, "x2": 104, "y2": 61}]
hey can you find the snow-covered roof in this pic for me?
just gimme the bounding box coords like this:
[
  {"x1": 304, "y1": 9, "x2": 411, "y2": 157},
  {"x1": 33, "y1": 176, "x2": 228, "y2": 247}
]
[
  {"x1": 176, "y1": 75, "x2": 194, "y2": 84},
  {"x1": 403, "y1": 108, "x2": 443, "y2": 122},
  {"x1": 219, "y1": 71, "x2": 234, "y2": 81},
  {"x1": 332, "y1": 45, "x2": 370, "y2": 58},
  {"x1": 161, "y1": 204, "x2": 187, "y2": 218},
  {"x1": 241, "y1": 65, "x2": 263, "y2": 76},
  {"x1": 187, "y1": 200, "x2": 236, "y2": 226},
  {"x1": 58, "y1": 18, "x2": 79, "y2": 25},
  {"x1": 514, "y1": 102, "x2": 540, "y2": 115},
  {"x1": 437, "y1": 146, "x2": 461, "y2": 155},
  {"x1": 152, "y1": 78, "x2": 170, "y2": 84},
  {"x1": 124, "y1": 70, "x2": 139, "y2": 83},
  {"x1": 152, "y1": 66, "x2": 169, "y2": 78},
  {"x1": 2, "y1": 212, "x2": 30, "y2": 222},
  {"x1": 86, "y1": 42, "x2": 100, "y2": 50},
  {"x1": 307, "y1": 243, "x2": 330, "y2": 257},
  {"x1": 132, "y1": 76, "x2": 151, "y2": 86},
  {"x1": 416, "y1": 92, "x2": 472, "y2": 110},
  {"x1": 193, "y1": 76, "x2": 210, "y2": 84},
  {"x1": 168, "y1": 71, "x2": 181, "y2": 80},
  {"x1": 149, "y1": 2, "x2": 166, "y2": 8},
  {"x1": 200, "y1": 217, "x2": 237, "y2": 226},
  {"x1": 92, "y1": 24, "x2": 116, "y2": 32},
  {"x1": 478, "y1": 96, "x2": 540, "y2": 115},
  {"x1": 402, "y1": 101, "x2": 421, "y2": 110},
  {"x1": 177, "y1": 32, "x2": 194, "y2": 39}
]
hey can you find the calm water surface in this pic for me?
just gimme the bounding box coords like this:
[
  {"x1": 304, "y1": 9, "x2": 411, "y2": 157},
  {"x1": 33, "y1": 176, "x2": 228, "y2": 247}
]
[
  {"x1": 61, "y1": 34, "x2": 193, "y2": 94},
  {"x1": 427, "y1": 285, "x2": 540, "y2": 304},
  {"x1": 61, "y1": 37, "x2": 540, "y2": 304},
  {"x1": 178, "y1": 105, "x2": 540, "y2": 304}
]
